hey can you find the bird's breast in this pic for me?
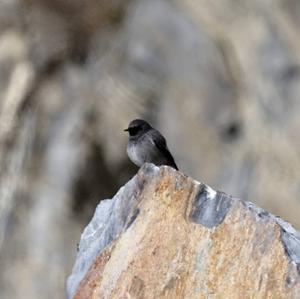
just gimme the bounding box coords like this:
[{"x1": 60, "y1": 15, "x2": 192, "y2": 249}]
[
  {"x1": 126, "y1": 141, "x2": 146, "y2": 167},
  {"x1": 127, "y1": 136, "x2": 163, "y2": 167}
]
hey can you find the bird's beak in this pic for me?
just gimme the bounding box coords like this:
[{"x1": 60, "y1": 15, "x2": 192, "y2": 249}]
[{"x1": 124, "y1": 128, "x2": 129, "y2": 132}]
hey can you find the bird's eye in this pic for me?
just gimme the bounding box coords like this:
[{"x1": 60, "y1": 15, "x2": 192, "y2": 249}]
[{"x1": 129, "y1": 126, "x2": 140, "y2": 136}]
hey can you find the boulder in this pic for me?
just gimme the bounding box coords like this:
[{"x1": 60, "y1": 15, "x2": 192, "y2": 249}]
[{"x1": 67, "y1": 164, "x2": 300, "y2": 298}]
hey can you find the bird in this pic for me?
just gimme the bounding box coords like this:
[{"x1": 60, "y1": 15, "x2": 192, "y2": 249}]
[{"x1": 124, "y1": 119, "x2": 178, "y2": 170}]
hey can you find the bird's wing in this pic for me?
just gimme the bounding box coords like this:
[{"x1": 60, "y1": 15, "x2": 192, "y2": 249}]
[{"x1": 151, "y1": 129, "x2": 178, "y2": 170}]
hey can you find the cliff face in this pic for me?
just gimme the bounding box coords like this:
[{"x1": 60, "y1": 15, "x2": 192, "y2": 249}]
[{"x1": 67, "y1": 164, "x2": 300, "y2": 299}]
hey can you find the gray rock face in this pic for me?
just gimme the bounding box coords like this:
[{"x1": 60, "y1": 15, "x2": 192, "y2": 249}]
[
  {"x1": 67, "y1": 164, "x2": 160, "y2": 299},
  {"x1": 67, "y1": 164, "x2": 300, "y2": 298},
  {"x1": 191, "y1": 186, "x2": 232, "y2": 228}
]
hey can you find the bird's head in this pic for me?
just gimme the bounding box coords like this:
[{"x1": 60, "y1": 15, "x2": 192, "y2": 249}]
[{"x1": 124, "y1": 119, "x2": 152, "y2": 138}]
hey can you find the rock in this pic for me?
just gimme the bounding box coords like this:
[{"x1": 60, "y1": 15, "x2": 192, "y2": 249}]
[{"x1": 67, "y1": 164, "x2": 300, "y2": 298}]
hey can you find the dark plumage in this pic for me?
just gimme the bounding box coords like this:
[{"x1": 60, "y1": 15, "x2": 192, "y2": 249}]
[{"x1": 124, "y1": 119, "x2": 178, "y2": 170}]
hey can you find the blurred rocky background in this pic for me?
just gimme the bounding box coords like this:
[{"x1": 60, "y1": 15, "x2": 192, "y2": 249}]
[{"x1": 0, "y1": 0, "x2": 300, "y2": 298}]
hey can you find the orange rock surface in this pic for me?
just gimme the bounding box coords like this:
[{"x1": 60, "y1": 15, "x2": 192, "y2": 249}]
[{"x1": 68, "y1": 164, "x2": 300, "y2": 299}]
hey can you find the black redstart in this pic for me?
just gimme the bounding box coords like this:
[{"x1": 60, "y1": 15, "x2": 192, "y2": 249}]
[{"x1": 124, "y1": 119, "x2": 178, "y2": 170}]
